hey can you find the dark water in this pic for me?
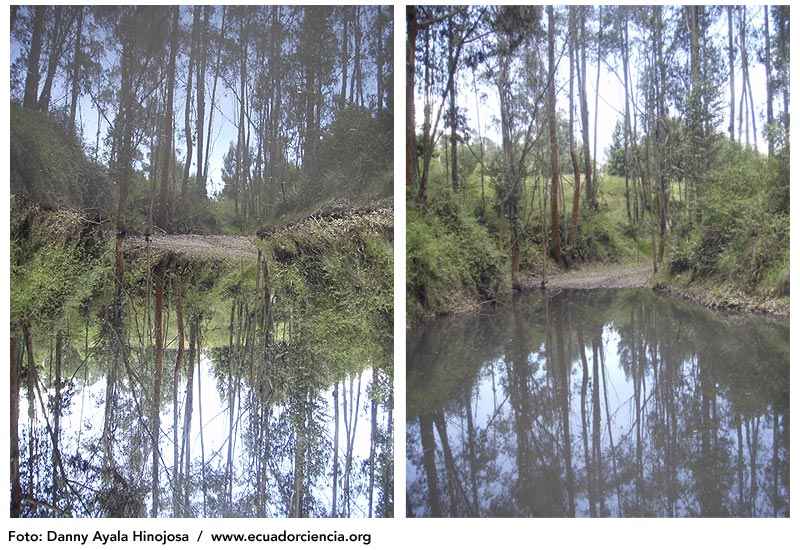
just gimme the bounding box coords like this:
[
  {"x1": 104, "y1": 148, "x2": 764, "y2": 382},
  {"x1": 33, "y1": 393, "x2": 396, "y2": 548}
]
[{"x1": 406, "y1": 289, "x2": 789, "y2": 518}]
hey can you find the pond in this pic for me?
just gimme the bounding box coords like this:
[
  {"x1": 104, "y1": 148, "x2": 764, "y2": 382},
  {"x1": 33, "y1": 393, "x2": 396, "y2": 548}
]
[
  {"x1": 406, "y1": 289, "x2": 789, "y2": 518},
  {"x1": 15, "y1": 292, "x2": 392, "y2": 519}
]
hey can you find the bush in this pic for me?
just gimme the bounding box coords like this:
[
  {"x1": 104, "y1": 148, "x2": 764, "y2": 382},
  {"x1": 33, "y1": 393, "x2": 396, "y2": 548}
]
[
  {"x1": 10, "y1": 103, "x2": 111, "y2": 212},
  {"x1": 407, "y1": 188, "x2": 507, "y2": 319},
  {"x1": 667, "y1": 142, "x2": 789, "y2": 296}
]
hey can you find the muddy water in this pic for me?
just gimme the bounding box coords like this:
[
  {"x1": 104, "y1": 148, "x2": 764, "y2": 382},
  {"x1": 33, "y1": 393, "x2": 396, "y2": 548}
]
[{"x1": 406, "y1": 289, "x2": 789, "y2": 517}]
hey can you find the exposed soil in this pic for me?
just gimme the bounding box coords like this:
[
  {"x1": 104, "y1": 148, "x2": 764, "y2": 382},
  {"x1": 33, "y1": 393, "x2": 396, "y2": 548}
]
[
  {"x1": 125, "y1": 204, "x2": 393, "y2": 263},
  {"x1": 519, "y1": 263, "x2": 653, "y2": 290},
  {"x1": 126, "y1": 234, "x2": 258, "y2": 261},
  {"x1": 655, "y1": 281, "x2": 789, "y2": 319}
]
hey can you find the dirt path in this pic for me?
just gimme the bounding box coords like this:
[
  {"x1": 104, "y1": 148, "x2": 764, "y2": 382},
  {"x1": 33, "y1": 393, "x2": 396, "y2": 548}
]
[
  {"x1": 125, "y1": 204, "x2": 392, "y2": 262},
  {"x1": 127, "y1": 234, "x2": 259, "y2": 261},
  {"x1": 520, "y1": 263, "x2": 653, "y2": 290}
]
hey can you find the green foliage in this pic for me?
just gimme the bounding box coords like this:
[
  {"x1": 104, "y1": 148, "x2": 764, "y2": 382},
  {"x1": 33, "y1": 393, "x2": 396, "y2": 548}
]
[
  {"x1": 668, "y1": 143, "x2": 789, "y2": 297},
  {"x1": 10, "y1": 103, "x2": 111, "y2": 211},
  {"x1": 11, "y1": 202, "x2": 113, "y2": 329},
  {"x1": 570, "y1": 209, "x2": 625, "y2": 263},
  {"x1": 271, "y1": 107, "x2": 393, "y2": 224},
  {"x1": 407, "y1": 186, "x2": 507, "y2": 320},
  {"x1": 269, "y1": 229, "x2": 393, "y2": 378}
]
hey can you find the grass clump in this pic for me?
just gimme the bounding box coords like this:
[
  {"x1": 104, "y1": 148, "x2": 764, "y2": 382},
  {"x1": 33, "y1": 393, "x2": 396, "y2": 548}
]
[
  {"x1": 667, "y1": 143, "x2": 789, "y2": 298},
  {"x1": 407, "y1": 187, "x2": 507, "y2": 321}
]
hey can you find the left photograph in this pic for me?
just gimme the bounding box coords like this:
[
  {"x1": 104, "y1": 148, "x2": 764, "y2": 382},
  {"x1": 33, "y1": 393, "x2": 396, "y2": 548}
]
[{"x1": 10, "y1": 5, "x2": 393, "y2": 518}]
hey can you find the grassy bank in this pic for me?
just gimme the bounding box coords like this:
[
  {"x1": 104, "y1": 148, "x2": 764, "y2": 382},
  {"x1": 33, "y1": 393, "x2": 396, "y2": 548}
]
[
  {"x1": 658, "y1": 143, "x2": 789, "y2": 317},
  {"x1": 407, "y1": 158, "x2": 651, "y2": 323}
]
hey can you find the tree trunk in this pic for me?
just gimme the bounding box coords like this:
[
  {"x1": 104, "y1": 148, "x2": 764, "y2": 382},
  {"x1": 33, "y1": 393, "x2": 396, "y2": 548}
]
[
  {"x1": 23, "y1": 6, "x2": 46, "y2": 109},
  {"x1": 577, "y1": 10, "x2": 593, "y2": 210},
  {"x1": 419, "y1": 415, "x2": 441, "y2": 516},
  {"x1": 183, "y1": 7, "x2": 200, "y2": 197},
  {"x1": 339, "y1": 10, "x2": 349, "y2": 108},
  {"x1": 727, "y1": 7, "x2": 735, "y2": 142},
  {"x1": 24, "y1": 325, "x2": 37, "y2": 503},
  {"x1": 157, "y1": 7, "x2": 179, "y2": 230},
  {"x1": 331, "y1": 382, "x2": 339, "y2": 517},
  {"x1": 376, "y1": 8, "x2": 386, "y2": 113},
  {"x1": 37, "y1": 7, "x2": 71, "y2": 112},
  {"x1": 406, "y1": 7, "x2": 417, "y2": 191},
  {"x1": 203, "y1": 7, "x2": 226, "y2": 195},
  {"x1": 448, "y1": 20, "x2": 459, "y2": 193},
  {"x1": 764, "y1": 6, "x2": 774, "y2": 157},
  {"x1": 172, "y1": 279, "x2": 185, "y2": 516},
  {"x1": 68, "y1": 7, "x2": 84, "y2": 133},
  {"x1": 567, "y1": 8, "x2": 581, "y2": 246},
  {"x1": 181, "y1": 318, "x2": 196, "y2": 515},
  {"x1": 368, "y1": 368, "x2": 378, "y2": 517},
  {"x1": 195, "y1": 8, "x2": 209, "y2": 192},
  {"x1": 547, "y1": 6, "x2": 562, "y2": 265},
  {"x1": 592, "y1": 6, "x2": 603, "y2": 205},
  {"x1": 622, "y1": 9, "x2": 632, "y2": 224},
  {"x1": 151, "y1": 267, "x2": 165, "y2": 518},
  {"x1": 11, "y1": 334, "x2": 22, "y2": 517},
  {"x1": 52, "y1": 331, "x2": 63, "y2": 505},
  {"x1": 656, "y1": 7, "x2": 669, "y2": 264}
]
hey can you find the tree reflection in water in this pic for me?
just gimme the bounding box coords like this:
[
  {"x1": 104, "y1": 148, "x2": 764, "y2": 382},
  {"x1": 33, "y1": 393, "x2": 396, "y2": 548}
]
[
  {"x1": 13, "y1": 255, "x2": 393, "y2": 518},
  {"x1": 406, "y1": 289, "x2": 788, "y2": 518}
]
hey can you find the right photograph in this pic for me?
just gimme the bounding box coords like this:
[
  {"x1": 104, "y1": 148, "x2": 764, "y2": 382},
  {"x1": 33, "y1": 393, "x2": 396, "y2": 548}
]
[{"x1": 406, "y1": 5, "x2": 789, "y2": 518}]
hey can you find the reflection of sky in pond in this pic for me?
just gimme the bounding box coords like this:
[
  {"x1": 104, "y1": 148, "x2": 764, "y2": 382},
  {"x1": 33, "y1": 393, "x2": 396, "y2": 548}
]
[
  {"x1": 407, "y1": 289, "x2": 789, "y2": 518},
  {"x1": 21, "y1": 353, "x2": 383, "y2": 518}
]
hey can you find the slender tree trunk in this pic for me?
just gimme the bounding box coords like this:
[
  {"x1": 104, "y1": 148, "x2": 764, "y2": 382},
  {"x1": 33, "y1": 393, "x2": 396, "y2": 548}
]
[
  {"x1": 376, "y1": 8, "x2": 385, "y2": 113},
  {"x1": 11, "y1": 334, "x2": 22, "y2": 517},
  {"x1": 406, "y1": 7, "x2": 417, "y2": 191},
  {"x1": 172, "y1": 279, "x2": 185, "y2": 516},
  {"x1": 52, "y1": 331, "x2": 63, "y2": 505},
  {"x1": 777, "y1": 7, "x2": 789, "y2": 132},
  {"x1": 157, "y1": 8, "x2": 179, "y2": 230},
  {"x1": 183, "y1": 7, "x2": 200, "y2": 197},
  {"x1": 151, "y1": 267, "x2": 165, "y2": 518},
  {"x1": 656, "y1": 6, "x2": 669, "y2": 264},
  {"x1": 448, "y1": 21, "x2": 459, "y2": 193},
  {"x1": 568, "y1": 8, "x2": 581, "y2": 246},
  {"x1": 203, "y1": 7, "x2": 226, "y2": 194},
  {"x1": 331, "y1": 382, "x2": 339, "y2": 517},
  {"x1": 577, "y1": 10, "x2": 593, "y2": 211},
  {"x1": 37, "y1": 7, "x2": 69, "y2": 112},
  {"x1": 622, "y1": 9, "x2": 632, "y2": 224},
  {"x1": 339, "y1": 10, "x2": 349, "y2": 108},
  {"x1": 181, "y1": 318, "x2": 196, "y2": 515},
  {"x1": 68, "y1": 7, "x2": 84, "y2": 133},
  {"x1": 419, "y1": 415, "x2": 441, "y2": 516},
  {"x1": 195, "y1": 8, "x2": 209, "y2": 192},
  {"x1": 368, "y1": 368, "x2": 378, "y2": 517},
  {"x1": 727, "y1": 7, "x2": 735, "y2": 142},
  {"x1": 764, "y1": 6, "x2": 774, "y2": 157},
  {"x1": 197, "y1": 323, "x2": 207, "y2": 517},
  {"x1": 547, "y1": 6, "x2": 562, "y2": 265},
  {"x1": 472, "y1": 69, "x2": 486, "y2": 213},
  {"x1": 592, "y1": 6, "x2": 603, "y2": 203},
  {"x1": 23, "y1": 6, "x2": 46, "y2": 109}
]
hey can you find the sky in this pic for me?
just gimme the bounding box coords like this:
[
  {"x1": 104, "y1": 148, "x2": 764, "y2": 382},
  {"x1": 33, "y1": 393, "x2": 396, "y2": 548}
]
[
  {"x1": 11, "y1": 9, "x2": 238, "y2": 197},
  {"x1": 416, "y1": 5, "x2": 768, "y2": 168},
  {"x1": 11, "y1": 6, "x2": 387, "y2": 200}
]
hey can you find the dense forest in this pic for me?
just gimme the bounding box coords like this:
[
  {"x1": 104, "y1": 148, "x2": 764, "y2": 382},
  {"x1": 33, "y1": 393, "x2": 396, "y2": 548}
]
[
  {"x1": 10, "y1": 5, "x2": 393, "y2": 518},
  {"x1": 406, "y1": 5, "x2": 789, "y2": 320},
  {"x1": 11, "y1": 4, "x2": 393, "y2": 231}
]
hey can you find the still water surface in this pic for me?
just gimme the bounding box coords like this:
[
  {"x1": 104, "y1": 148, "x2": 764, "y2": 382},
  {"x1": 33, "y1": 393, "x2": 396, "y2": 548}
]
[
  {"x1": 406, "y1": 289, "x2": 789, "y2": 517},
  {"x1": 18, "y1": 321, "x2": 390, "y2": 518}
]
